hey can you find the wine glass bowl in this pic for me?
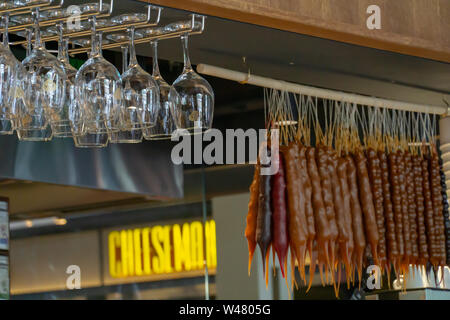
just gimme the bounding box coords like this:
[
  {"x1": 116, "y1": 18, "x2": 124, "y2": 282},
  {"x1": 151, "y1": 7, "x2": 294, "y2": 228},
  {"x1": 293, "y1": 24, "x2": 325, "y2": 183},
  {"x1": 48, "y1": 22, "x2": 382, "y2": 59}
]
[
  {"x1": 75, "y1": 25, "x2": 123, "y2": 139},
  {"x1": 119, "y1": 27, "x2": 159, "y2": 143},
  {"x1": 170, "y1": 34, "x2": 214, "y2": 134},
  {"x1": 53, "y1": 25, "x2": 76, "y2": 138},
  {"x1": 10, "y1": 10, "x2": 65, "y2": 140},
  {"x1": 144, "y1": 40, "x2": 175, "y2": 140},
  {"x1": 0, "y1": 15, "x2": 21, "y2": 135}
]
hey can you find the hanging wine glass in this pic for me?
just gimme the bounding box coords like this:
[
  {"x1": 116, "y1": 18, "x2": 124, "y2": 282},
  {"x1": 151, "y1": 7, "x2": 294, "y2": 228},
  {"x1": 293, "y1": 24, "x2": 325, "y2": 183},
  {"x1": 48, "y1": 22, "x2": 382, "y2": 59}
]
[
  {"x1": 120, "y1": 26, "x2": 159, "y2": 143},
  {"x1": 107, "y1": 30, "x2": 145, "y2": 144},
  {"x1": 108, "y1": 42, "x2": 129, "y2": 144},
  {"x1": 14, "y1": 8, "x2": 65, "y2": 137},
  {"x1": 144, "y1": 39, "x2": 176, "y2": 140},
  {"x1": 0, "y1": 14, "x2": 20, "y2": 135},
  {"x1": 170, "y1": 32, "x2": 214, "y2": 134},
  {"x1": 105, "y1": 33, "x2": 129, "y2": 143},
  {"x1": 15, "y1": 27, "x2": 52, "y2": 142},
  {"x1": 74, "y1": 16, "x2": 122, "y2": 147},
  {"x1": 51, "y1": 23, "x2": 75, "y2": 138}
]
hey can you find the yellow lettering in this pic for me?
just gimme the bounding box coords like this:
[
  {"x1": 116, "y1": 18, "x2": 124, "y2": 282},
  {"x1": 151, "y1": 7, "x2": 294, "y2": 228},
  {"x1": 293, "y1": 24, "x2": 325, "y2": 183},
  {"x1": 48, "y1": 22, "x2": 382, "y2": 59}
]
[
  {"x1": 163, "y1": 226, "x2": 173, "y2": 273},
  {"x1": 142, "y1": 227, "x2": 151, "y2": 275},
  {"x1": 190, "y1": 222, "x2": 204, "y2": 270},
  {"x1": 173, "y1": 223, "x2": 191, "y2": 272},
  {"x1": 205, "y1": 221, "x2": 217, "y2": 269},
  {"x1": 127, "y1": 230, "x2": 135, "y2": 276},
  {"x1": 108, "y1": 231, "x2": 120, "y2": 278},
  {"x1": 109, "y1": 220, "x2": 216, "y2": 278},
  {"x1": 151, "y1": 226, "x2": 164, "y2": 274},
  {"x1": 133, "y1": 229, "x2": 143, "y2": 276}
]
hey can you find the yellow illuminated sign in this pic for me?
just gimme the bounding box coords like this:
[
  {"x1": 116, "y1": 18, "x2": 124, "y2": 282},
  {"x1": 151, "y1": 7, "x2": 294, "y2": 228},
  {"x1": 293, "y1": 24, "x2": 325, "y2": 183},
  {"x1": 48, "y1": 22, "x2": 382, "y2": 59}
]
[{"x1": 108, "y1": 220, "x2": 217, "y2": 278}]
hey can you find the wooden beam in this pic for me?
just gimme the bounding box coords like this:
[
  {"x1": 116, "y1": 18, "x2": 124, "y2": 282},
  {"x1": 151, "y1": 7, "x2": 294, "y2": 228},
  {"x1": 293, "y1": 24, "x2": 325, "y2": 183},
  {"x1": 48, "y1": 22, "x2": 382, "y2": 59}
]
[{"x1": 143, "y1": 0, "x2": 450, "y2": 63}]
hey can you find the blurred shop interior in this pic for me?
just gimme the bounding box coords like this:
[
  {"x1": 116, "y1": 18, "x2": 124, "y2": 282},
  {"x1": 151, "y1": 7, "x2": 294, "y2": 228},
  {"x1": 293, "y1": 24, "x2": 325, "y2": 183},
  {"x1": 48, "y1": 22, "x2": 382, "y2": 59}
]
[{"x1": 0, "y1": 0, "x2": 449, "y2": 300}]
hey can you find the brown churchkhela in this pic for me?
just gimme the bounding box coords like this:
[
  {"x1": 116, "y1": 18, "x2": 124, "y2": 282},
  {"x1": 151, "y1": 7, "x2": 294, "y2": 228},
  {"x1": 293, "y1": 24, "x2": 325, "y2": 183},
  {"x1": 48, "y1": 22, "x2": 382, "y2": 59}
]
[
  {"x1": 389, "y1": 152, "x2": 405, "y2": 269},
  {"x1": 354, "y1": 150, "x2": 379, "y2": 264},
  {"x1": 378, "y1": 151, "x2": 398, "y2": 272},
  {"x1": 306, "y1": 147, "x2": 331, "y2": 289},
  {"x1": 405, "y1": 153, "x2": 419, "y2": 267},
  {"x1": 346, "y1": 156, "x2": 366, "y2": 286},
  {"x1": 413, "y1": 155, "x2": 429, "y2": 267},
  {"x1": 336, "y1": 157, "x2": 354, "y2": 286},
  {"x1": 271, "y1": 152, "x2": 289, "y2": 278},
  {"x1": 367, "y1": 148, "x2": 387, "y2": 270},
  {"x1": 329, "y1": 149, "x2": 349, "y2": 270},
  {"x1": 397, "y1": 151, "x2": 412, "y2": 270},
  {"x1": 299, "y1": 145, "x2": 316, "y2": 266},
  {"x1": 422, "y1": 156, "x2": 439, "y2": 267},
  {"x1": 246, "y1": 143, "x2": 450, "y2": 296},
  {"x1": 282, "y1": 143, "x2": 308, "y2": 283},
  {"x1": 245, "y1": 163, "x2": 260, "y2": 275},
  {"x1": 256, "y1": 149, "x2": 273, "y2": 278},
  {"x1": 316, "y1": 145, "x2": 339, "y2": 280},
  {"x1": 429, "y1": 150, "x2": 446, "y2": 267}
]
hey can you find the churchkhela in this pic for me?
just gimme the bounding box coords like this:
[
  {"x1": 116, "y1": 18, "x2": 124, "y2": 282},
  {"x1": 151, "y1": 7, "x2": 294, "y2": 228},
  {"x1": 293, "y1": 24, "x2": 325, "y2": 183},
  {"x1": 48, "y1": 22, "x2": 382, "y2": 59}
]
[{"x1": 245, "y1": 99, "x2": 449, "y2": 297}]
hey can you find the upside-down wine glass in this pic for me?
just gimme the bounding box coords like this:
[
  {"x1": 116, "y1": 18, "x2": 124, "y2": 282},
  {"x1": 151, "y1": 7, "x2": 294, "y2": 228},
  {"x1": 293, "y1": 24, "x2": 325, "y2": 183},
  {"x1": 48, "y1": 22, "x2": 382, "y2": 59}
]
[
  {"x1": 74, "y1": 16, "x2": 122, "y2": 147},
  {"x1": 108, "y1": 42, "x2": 129, "y2": 143},
  {"x1": 120, "y1": 26, "x2": 159, "y2": 143},
  {"x1": 15, "y1": 27, "x2": 53, "y2": 141},
  {"x1": 51, "y1": 23, "x2": 75, "y2": 138},
  {"x1": 14, "y1": 8, "x2": 66, "y2": 141},
  {"x1": 170, "y1": 32, "x2": 214, "y2": 134},
  {"x1": 0, "y1": 14, "x2": 20, "y2": 135},
  {"x1": 144, "y1": 38, "x2": 176, "y2": 140},
  {"x1": 106, "y1": 29, "x2": 145, "y2": 144}
]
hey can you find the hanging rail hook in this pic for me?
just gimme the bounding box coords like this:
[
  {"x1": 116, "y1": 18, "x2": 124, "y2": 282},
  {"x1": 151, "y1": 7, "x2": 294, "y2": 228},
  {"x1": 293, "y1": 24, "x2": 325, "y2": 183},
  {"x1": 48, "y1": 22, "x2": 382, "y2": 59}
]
[{"x1": 149, "y1": 5, "x2": 162, "y2": 26}]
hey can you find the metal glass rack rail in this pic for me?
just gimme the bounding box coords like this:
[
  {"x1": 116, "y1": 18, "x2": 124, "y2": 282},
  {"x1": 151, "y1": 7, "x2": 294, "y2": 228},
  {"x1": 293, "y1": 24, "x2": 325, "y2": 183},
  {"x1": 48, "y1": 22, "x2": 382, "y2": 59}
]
[{"x1": 1, "y1": 0, "x2": 206, "y2": 54}]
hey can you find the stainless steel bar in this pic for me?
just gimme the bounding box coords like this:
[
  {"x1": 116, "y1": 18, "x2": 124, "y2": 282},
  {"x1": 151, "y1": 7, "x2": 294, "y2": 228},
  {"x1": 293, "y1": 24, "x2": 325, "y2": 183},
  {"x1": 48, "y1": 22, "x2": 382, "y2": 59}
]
[
  {"x1": 69, "y1": 14, "x2": 204, "y2": 55},
  {"x1": 10, "y1": 4, "x2": 161, "y2": 46},
  {"x1": 3, "y1": 0, "x2": 64, "y2": 16},
  {"x1": 3, "y1": 0, "x2": 113, "y2": 32}
]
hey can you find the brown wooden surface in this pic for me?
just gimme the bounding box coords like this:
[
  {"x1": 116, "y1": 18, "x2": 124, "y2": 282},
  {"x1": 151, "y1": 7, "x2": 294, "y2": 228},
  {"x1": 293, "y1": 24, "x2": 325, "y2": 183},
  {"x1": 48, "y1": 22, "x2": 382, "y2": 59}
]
[{"x1": 144, "y1": 0, "x2": 450, "y2": 62}]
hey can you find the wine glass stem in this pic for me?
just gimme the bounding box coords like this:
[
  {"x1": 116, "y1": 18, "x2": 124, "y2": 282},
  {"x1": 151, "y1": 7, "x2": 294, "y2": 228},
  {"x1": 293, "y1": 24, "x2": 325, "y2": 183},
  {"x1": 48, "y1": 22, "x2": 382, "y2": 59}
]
[
  {"x1": 121, "y1": 45, "x2": 128, "y2": 74},
  {"x1": 33, "y1": 8, "x2": 41, "y2": 49},
  {"x1": 151, "y1": 40, "x2": 161, "y2": 77},
  {"x1": 90, "y1": 16, "x2": 102, "y2": 58},
  {"x1": 26, "y1": 29, "x2": 32, "y2": 56},
  {"x1": 91, "y1": 31, "x2": 102, "y2": 57},
  {"x1": 58, "y1": 38, "x2": 69, "y2": 64},
  {"x1": 57, "y1": 24, "x2": 70, "y2": 64},
  {"x1": 2, "y1": 13, "x2": 9, "y2": 47},
  {"x1": 128, "y1": 27, "x2": 137, "y2": 67},
  {"x1": 181, "y1": 35, "x2": 192, "y2": 72}
]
